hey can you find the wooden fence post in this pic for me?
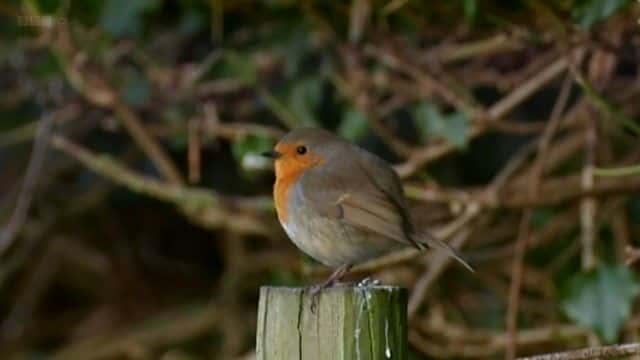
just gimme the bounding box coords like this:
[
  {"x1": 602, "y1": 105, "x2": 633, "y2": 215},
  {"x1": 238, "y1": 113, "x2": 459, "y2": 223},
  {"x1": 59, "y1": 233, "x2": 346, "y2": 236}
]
[{"x1": 256, "y1": 285, "x2": 408, "y2": 359}]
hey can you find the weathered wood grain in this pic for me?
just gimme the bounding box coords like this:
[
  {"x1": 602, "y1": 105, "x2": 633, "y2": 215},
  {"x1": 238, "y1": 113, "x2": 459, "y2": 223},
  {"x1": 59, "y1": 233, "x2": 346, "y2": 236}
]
[{"x1": 256, "y1": 285, "x2": 407, "y2": 359}]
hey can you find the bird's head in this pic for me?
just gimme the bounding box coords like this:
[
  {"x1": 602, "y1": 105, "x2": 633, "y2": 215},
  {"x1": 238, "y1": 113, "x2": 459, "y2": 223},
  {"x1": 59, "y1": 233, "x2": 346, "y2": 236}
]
[{"x1": 262, "y1": 127, "x2": 340, "y2": 180}]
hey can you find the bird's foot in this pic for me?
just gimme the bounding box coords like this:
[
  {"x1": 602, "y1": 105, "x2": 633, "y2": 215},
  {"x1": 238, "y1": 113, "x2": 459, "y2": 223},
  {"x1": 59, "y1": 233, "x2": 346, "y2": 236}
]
[
  {"x1": 308, "y1": 283, "x2": 329, "y2": 314},
  {"x1": 357, "y1": 277, "x2": 381, "y2": 287},
  {"x1": 308, "y1": 264, "x2": 352, "y2": 313}
]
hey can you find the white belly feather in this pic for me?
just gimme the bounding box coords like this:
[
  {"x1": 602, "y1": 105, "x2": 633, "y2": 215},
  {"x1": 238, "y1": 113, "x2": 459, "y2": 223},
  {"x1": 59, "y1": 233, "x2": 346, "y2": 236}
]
[{"x1": 280, "y1": 202, "x2": 398, "y2": 268}]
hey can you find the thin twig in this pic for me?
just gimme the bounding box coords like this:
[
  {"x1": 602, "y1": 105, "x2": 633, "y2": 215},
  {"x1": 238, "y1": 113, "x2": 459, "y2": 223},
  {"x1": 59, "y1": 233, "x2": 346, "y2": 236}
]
[
  {"x1": 0, "y1": 104, "x2": 80, "y2": 148},
  {"x1": 0, "y1": 113, "x2": 54, "y2": 256},
  {"x1": 438, "y1": 34, "x2": 523, "y2": 63},
  {"x1": 530, "y1": 73, "x2": 574, "y2": 193},
  {"x1": 50, "y1": 135, "x2": 273, "y2": 235},
  {"x1": 505, "y1": 210, "x2": 532, "y2": 360},
  {"x1": 112, "y1": 100, "x2": 184, "y2": 184},
  {"x1": 501, "y1": 172, "x2": 640, "y2": 208},
  {"x1": 487, "y1": 52, "x2": 576, "y2": 120},
  {"x1": 580, "y1": 114, "x2": 597, "y2": 270},
  {"x1": 625, "y1": 246, "x2": 640, "y2": 266},
  {"x1": 518, "y1": 342, "x2": 640, "y2": 360},
  {"x1": 594, "y1": 164, "x2": 640, "y2": 177},
  {"x1": 395, "y1": 136, "x2": 465, "y2": 178},
  {"x1": 53, "y1": 304, "x2": 220, "y2": 360},
  {"x1": 187, "y1": 117, "x2": 202, "y2": 183},
  {"x1": 505, "y1": 68, "x2": 584, "y2": 356},
  {"x1": 367, "y1": 45, "x2": 481, "y2": 117},
  {"x1": 416, "y1": 309, "x2": 589, "y2": 358},
  {"x1": 396, "y1": 51, "x2": 582, "y2": 178},
  {"x1": 485, "y1": 139, "x2": 539, "y2": 206},
  {"x1": 45, "y1": 21, "x2": 184, "y2": 185}
]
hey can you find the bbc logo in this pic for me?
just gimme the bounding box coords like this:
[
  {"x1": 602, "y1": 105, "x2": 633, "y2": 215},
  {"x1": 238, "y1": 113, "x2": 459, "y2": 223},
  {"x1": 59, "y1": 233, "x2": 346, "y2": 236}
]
[{"x1": 16, "y1": 15, "x2": 67, "y2": 28}]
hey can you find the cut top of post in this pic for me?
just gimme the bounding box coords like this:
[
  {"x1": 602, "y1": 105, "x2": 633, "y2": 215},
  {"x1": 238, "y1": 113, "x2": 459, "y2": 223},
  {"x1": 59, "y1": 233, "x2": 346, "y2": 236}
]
[{"x1": 256, "y1": 285, "x2": 408, "y2": 360}]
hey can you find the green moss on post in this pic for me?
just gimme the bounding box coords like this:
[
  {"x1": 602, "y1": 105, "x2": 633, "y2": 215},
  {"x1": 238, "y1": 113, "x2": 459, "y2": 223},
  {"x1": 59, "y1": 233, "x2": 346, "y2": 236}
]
[{"x1": 256, "y1": 285, "x2": 408, "y2": 359}]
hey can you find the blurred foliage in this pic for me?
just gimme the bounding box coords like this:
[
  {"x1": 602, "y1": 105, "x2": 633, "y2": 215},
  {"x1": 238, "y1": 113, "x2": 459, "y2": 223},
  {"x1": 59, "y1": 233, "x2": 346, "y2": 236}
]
[
  {"x1": 561, "y1": 265, "x2": 640, "y2": 343},
  {"x1": 1, "y1": 0, "x2": 640, "y2": 358},
  {"x1": 413, "y1": 101, "x2": 469, "y2": 149},
  {"x1": 572, "y1": 0, "x2": 631, "y2": 28}
]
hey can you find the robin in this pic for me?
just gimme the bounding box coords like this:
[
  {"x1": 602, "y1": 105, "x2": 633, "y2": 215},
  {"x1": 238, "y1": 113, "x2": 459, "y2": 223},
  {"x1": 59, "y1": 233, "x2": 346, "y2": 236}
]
[{"x1": 263, "y1": 127, "x2": 472, "y2": 290}]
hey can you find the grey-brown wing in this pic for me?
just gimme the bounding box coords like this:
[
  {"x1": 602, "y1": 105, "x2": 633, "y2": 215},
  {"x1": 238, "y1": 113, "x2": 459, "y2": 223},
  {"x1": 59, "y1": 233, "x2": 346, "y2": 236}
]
[
  {"x1": 299, "y1": 150, "x2": 421, "y2": 249},
  {"x1": 354, "y1": 148, "x2": 418, "y2": 239}
]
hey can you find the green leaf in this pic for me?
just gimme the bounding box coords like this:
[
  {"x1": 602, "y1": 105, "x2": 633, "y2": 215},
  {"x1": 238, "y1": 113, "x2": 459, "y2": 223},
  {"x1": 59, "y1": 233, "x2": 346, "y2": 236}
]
[
  {"x1": 561, "y1": 264, "x2": 640, "y2": 343},
  {"x1": 270, "y1": 21, "x2": 313, "y2": 77},
  {"x1": 629, "y1": 196, "x2": 640, "y2": 223},
  {"x1": 571, "y1": 0, "x2": 630, "y2": 29},
  {"x1": 33, "y1": 50, "x2": 63, "y2": 79},
  {"x1": 287, "y1": 77, "x2": 322, "y2": 126},
  {"x1": 69, "y1": 0, "x2": 104, "y2": 27},
  {"x1": 412, "y1": 101, "x2": 469, "y2": 148},
  {"x1": 121, "y1": 68, "x2": 151, "y2": 108},
  {"x1": 338, "y1": 107, "x2": 369, "y2": 141},
  {"x1": 444, "y1": 112, "x2": 469, "y2": 147},
  {"x1": 178, "y1": 9, "x2": 207, "y2": 37},
  {"x1": 530, "y1": 207, "x2": 558, "y2": 229},
  {"x1": 413, "y1": 102, "x2": 441, "y2": 140},
  {"x1": 220, "y1": 51, "x2": 257, "y2": 85},
  {"x1": 36, "y1": 0, "x2": 63, "y2": 14},
  {"x1": 462, "y1": 0, "x2": 477, "y2": 23},
  {"x1": 100, "y1": 0, "x2": 159, "y2": 37}
]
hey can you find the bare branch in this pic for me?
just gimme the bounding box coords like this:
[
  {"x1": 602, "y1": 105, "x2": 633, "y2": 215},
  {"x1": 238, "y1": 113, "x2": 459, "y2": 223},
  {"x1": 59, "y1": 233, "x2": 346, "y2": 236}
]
[
  {"x1": 50, "y1": 135, "x2": 274, "y2": 236},
  {"x1": 518, "y1": 343, "x2": 640, "y2": 360},
  {"x1": 0, "y1": 113, "x2": 54, "y2": 256}
]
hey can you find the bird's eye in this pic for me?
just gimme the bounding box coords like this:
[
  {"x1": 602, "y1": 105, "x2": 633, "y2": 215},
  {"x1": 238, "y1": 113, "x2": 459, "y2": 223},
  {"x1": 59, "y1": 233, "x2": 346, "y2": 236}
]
[{"x1": 296, "y1": 146, "x2": 307, "y2": 155}]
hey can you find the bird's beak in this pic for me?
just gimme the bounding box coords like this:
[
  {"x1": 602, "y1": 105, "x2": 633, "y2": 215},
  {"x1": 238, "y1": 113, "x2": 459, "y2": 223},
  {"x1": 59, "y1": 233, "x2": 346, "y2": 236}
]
[{"x1": 261, "y1": 150, "x2": 281, "y2": 159}]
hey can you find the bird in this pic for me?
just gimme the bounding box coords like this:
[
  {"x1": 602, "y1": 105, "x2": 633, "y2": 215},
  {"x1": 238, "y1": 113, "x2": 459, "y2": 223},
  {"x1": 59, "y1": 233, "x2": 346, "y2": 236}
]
[{"x1": 263, "y1": 127, "x2": 472, "y2": 291}]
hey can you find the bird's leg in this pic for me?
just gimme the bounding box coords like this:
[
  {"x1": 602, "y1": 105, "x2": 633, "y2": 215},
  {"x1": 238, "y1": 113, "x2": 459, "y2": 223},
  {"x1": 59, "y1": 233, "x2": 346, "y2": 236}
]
[
  {"x1": 322, "y1": 264, "x2": 353, "y2": 287},
  {"x1": 309, "y1": 264, "x2": 352, "y2": 312}
]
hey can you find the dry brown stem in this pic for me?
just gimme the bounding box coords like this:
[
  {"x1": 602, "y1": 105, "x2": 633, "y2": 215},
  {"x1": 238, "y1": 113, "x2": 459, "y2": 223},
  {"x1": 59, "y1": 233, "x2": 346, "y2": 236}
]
[
  {"x1": 53, "y1": 305, "x2": 220, "y2": 360},
  {"x1": 45, "y1": 22, "x2": 184, "y2": 185},
  {"x1": 0, "y1": 113, "x2": 54, "y2": 255},
  {"x1": 505, "y1": 211, "x2": 532, "y2": 360},
  {"x1": 518, "y1": 343, "x2": 640, "y2": 360},
  {"x1": 50, "y1": 136, "x2": 274, "y2": 236}
]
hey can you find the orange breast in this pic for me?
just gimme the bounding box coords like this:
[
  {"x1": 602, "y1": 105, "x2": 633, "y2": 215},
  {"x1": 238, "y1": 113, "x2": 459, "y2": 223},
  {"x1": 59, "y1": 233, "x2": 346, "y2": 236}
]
[
  {"x1": 274, "y1": 175, "x2": 297, "y2": 222},
  {"x1": 272, "y1": 143, "x2": 324, "y2": 222}
]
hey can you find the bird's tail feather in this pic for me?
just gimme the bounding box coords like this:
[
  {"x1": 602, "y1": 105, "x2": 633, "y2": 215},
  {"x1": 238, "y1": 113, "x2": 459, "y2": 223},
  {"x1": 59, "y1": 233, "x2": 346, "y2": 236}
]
[{"x1": 418, "y1": 231, "x2": 474, "y2": 273}]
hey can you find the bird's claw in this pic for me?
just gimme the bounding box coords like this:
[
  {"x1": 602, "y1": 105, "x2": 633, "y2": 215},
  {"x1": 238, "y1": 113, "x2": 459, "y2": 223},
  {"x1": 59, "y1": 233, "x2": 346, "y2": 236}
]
[
  {"x1": 308, "y1": 264, "x2": 352, "y2": 313},
  {"x1": 357, "y1": 277, "x2": 381, "y2": 287},
  {"x1": 308, "y1": 284, "x2": 323, "y2": 313}
]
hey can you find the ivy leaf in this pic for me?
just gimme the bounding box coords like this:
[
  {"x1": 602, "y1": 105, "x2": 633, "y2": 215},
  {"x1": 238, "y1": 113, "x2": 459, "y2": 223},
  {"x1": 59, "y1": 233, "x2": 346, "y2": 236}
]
[
  {"x1": 462, "y1": 0, "x2": 478, "y2": 24},
  {"x1": 36, "y1": 0, "x2": 63, "y2": 14},
  {"x1": 412, "y1": 101, "x2": 469, "y2": 148},
  {"x1": 571, "y1": 0, "x2": 630, "y2": 29},
  {"x1": 337, "y1": 107, "x2": 368, "y2": 141},
  {"x1": 561, "y1": 264, "x2": 640, "y2": 343},
  {"x1": 178, "y1": 9, "x2": 207, "y2": 37},
  {"x1": 271, "y1": 21, "x2": 313, "y2": 77},
  {"x1": 629, "y1": 195, "x2": 640, "y2": 223},
  {"x1": 530, "y1": 207, "x2": 558, "y2": 229},
  {"x1": 100, "y1": 0, "x2": 159, "y2": 37},
  {"x1": 220, "y1": 51, "x2": 257, "y2": 86},
  {"x1": 443, "y1": 112, "x2": 469, "y2": 148},
  {"x1": 121, "y1": 68, "x2": 151, "y2": 108},
  {"x1": 288, "y1": 77, "x2": 322, "y2": 126}
]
